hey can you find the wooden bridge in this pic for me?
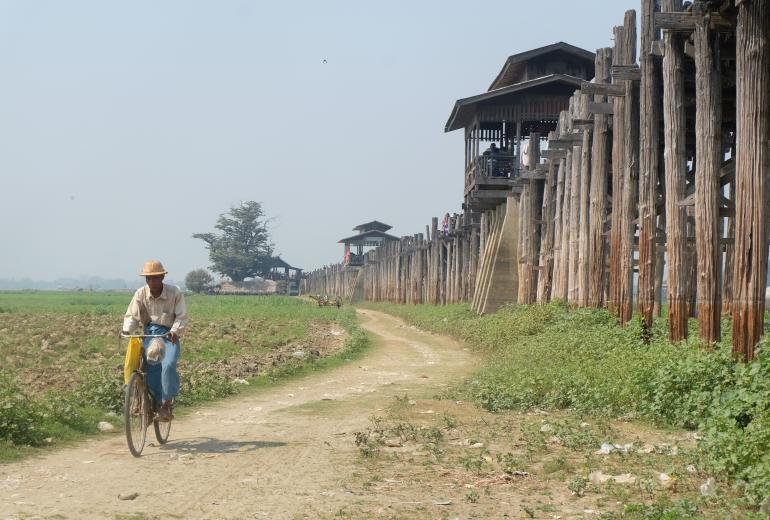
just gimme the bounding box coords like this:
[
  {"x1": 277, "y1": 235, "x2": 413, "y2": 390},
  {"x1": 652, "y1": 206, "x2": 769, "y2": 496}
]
[{"x1": 305, "y1": 0, "x2": 770, "y2": 362}]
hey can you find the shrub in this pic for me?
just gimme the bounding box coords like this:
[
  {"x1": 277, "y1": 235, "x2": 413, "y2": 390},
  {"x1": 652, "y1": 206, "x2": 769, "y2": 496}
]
[
  {"x1": 77, "y1": 368, "x2": 124, "y2": 413},
  {"x1": 0, "y1": 375, "x2": 49, "y2": 446},
  {"x1": 177, "y1": 365, "x2": 237, "y2": 405},
  {"x1": 185, "y1": 269, "x2": 214, "y2": 294},
  {"x1": 648, "y1": 342, "x2": 734, "y2": 429},
  {"x1": 695, "y1": 341, "x2": 770, "y2": 505}
]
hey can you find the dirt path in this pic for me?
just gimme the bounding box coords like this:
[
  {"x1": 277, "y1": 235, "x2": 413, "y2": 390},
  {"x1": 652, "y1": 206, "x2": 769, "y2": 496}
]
[{"x1": 0, "y1": 309, "x2": 477, "y2": 520}]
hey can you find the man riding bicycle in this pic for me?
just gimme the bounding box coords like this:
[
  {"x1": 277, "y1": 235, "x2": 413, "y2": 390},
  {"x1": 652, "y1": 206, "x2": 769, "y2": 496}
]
[{"x1": 121, "y1": 260, "x2": 188, "y2": 421}]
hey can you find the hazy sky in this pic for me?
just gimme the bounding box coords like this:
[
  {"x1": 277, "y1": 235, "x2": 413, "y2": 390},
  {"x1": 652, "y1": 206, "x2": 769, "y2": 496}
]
[{"x1": 0, "y1": 0, "x2": 630, "y2": 281}]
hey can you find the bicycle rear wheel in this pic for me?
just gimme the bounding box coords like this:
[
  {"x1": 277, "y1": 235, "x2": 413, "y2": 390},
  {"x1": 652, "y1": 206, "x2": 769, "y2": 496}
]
[
  {"x1": 154, "y1": 409, "x2": 172, "y2": 444},
  {"x1": 124, "y1": 372, "x2": 149, "y2": 457}
]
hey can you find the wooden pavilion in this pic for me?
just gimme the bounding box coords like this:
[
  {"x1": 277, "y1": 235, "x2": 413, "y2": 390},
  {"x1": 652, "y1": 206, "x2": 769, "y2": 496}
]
[
  {"x1": 444, "y1": 42, "x2": 595, "y2": 312},
  {"x1": 445, "y1": 42, "x2": 595, "y2": 211},
  {"x1": 338, "y1": 221, "x2": 399, "y2": 267},
  {"x1": 266, "y1": 257, "x2": 303, "y2": 295}
]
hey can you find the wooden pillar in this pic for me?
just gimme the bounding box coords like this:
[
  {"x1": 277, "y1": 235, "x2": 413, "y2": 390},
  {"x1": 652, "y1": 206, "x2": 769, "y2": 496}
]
[
  {"x1": 515, "y1": 121, "x2": 522, "y2": 177},
  {"x1": 453, "y1": 216, "x2": 462, "y2": 303},
  {"x1": 445, "y1": 236, "x2": 452, "y2": 304},
  {"x1": 462, "y1": 222, "x2": 470, "y2": 301},
  {"x1": 608, "y1": 25, "x2": 626, "y2": 315},
  {"x1": 529, "y1": 185, "x2": 544, "y2": 304},
  {"x1": 568, "y1": 143, "x2": 582, "y2": 304},
  {"x1": 577, "y1": 99, "x2": 592, "y2": 307},
  {"x1": 517, "y1": 190, "x2": 529, "y2": 304},
  {"x1": 421, "y1": 233, "x2": 427, "y2": 304},
  {"x1": 693, "y1": 0, "x2": 722, "y2": 343},
  {"x1": 654, "y1": 216, "x2": 666, "y2": 317},
  {"x1": 552, "y1": 157, "x2": 567, "y2": 299},
  {"x1": 722, "y1": 191, "x2": 734, "y2": 315},
  {"x1": 537, "y1": 149, "x2": 558, "y2": 303},
  {"x1": 526, "y1": 132, "x2": 542, "y2": 303},
  {"x1": 465, "y1": 129, "x2": 470, "y2": 169},
  {"x1": 526, "y1": 133, "x2": 540, "y2": 170},
  {"x1": 662, "y1": 0, "x2": 689, "y2": 342},
  {"x1": 687, "y1": 217, "x2": 698, "y2": 318},
  {"x1": 637, "y1": 0, "x2": 662, "y2": 330},
  {"x1": 438, "y1": 234, "x2": 445, "y2": 304},
  {"x1": 468, "y1": 225, "x2": 481, "y2": 301},
  {"x1": 588, "y1": 48, "x2": 612, "y2": 308},
  {"x1": 618, "y1": 10, "x2": 639, "y2": 324},
  {"x1": 559, "y1": 151, "x2": 573, "y2": 301},
  {"x1": 732, "y1": 0, "x2": 770, "y2": 361},
  {"x1": 431, "y1": 217, "x2": 439, "y2": 304}
]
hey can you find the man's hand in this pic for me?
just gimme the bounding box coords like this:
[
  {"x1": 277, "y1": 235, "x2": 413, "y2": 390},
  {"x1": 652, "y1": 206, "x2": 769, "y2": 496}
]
[
  {"x1": 167, "y1": 332, "x2": 179, "y2": 344},
  {"x1": 119, "y1": 330, "x2": 129, "y2": 337}
]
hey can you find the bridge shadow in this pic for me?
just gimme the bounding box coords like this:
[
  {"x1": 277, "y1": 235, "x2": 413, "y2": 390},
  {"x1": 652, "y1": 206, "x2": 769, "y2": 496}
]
[{"x1": 157, "y1": 437, "x2": 287, "y2": 454}]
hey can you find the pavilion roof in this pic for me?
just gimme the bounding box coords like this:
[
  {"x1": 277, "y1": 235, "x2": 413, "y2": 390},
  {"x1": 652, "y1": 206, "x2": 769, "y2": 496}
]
[
  {"x1": 268, "y1": 257, "x2": 301, "y2": 271},
  {"x1": 489, "y1": 42, "x2": 595, "y2": 91},
  {"x1": 444, "y1": 74, "x2": 584, "y2": 132},
  {"x1": 338, "y1": 229, "x2": 399, "y2": 244},
  {"x1": 353, "y1": 220, "x2": 392, "y2": 233}
]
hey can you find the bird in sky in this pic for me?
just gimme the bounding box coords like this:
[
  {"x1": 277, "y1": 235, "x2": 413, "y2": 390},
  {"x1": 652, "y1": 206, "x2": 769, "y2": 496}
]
[{"x1": 322, "y1": 59, "x2": 327, "y2": 64}]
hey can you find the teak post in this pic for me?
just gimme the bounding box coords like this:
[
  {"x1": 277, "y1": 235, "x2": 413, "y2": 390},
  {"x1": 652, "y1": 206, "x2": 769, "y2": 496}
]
[
  {"x1": 662, "y1": 0, "x2": 689, "y2": 342},
  {"x1": 618, "y1": 10, "x2": 639, "y2": 324},
  {"x1": 608, "y1": 25, "x2": 626, "y2": 315},
  {"x1": 588, "y1": 48, "x2": 612, "y2": 308},
  {"x1": 693, "y1": 1, "x2": 723, "y2": 343},
  {"x1": 732, "y1": 0, "x2": 770, "y2": 361},
  {"x1": 637, "y1": 0, "x2": 662, "y2": 332}
]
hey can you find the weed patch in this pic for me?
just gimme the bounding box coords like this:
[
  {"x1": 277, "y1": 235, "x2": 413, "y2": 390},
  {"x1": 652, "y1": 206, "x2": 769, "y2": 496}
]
[
  {"x1": 343, "y1": 397, "x2": 755, "y2": 519},
  {"x1": 362, "y1": 301, "x2": 770, "y2": 508}
]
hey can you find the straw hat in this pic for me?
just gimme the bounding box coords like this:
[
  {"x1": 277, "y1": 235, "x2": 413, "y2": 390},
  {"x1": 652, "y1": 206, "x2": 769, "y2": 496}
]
[{"x1": 139, "y1": 260, "x2": 168, "y2": 276}]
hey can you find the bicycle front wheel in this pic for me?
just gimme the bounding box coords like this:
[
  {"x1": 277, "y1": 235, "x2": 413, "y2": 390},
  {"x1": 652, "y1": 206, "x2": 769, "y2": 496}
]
[{"x1": 124, "y1": 372, "x2": 149, "y2": 457}]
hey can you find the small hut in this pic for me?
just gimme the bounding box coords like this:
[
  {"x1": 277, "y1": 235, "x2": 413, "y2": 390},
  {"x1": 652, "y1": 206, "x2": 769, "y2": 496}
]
[{"x1": 266, "y1": 257, "x2": 303, "y2": 295}]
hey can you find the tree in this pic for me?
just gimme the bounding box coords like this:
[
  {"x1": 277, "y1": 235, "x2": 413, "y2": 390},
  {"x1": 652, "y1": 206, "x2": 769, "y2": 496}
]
[
  {"x1": 193, "y1": 201, "x2": 275, "y2": 282},
  {"x1": 185, "y1": 269, "x2": 213, "y2": 294}
]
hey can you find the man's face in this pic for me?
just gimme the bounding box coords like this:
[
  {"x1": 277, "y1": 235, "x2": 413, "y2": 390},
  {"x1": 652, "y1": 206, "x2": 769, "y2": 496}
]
[{"x1": 146, "y1": 275, "x2": 165, "y2": 293}]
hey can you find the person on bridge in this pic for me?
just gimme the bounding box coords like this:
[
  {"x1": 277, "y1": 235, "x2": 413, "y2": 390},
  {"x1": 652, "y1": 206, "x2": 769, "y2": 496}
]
[
  {"x1": 483, "y1": 142, "x2": 501, "y2": 177},
  {"x1": 121, "y1": 260, "x2": 188, "y2": 421}
]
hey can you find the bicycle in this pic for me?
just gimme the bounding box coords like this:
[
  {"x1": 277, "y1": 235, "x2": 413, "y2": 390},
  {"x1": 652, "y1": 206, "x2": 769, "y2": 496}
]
[{"x1": 120, "y1": 333, "x2": 173, "y2": 457}]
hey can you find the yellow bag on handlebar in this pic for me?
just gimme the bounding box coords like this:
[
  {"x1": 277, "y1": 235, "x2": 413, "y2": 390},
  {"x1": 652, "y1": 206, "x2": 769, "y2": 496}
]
[{"x1": 123, "y1": 338, "x2": 142, "y2": 384}]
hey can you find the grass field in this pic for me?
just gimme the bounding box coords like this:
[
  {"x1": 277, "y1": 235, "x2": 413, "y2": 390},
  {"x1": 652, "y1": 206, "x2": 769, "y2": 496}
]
[
  {"x1": 0, "y1": 291, "x2": 368, "y2": 460},
  {"x1": 361, "y1": 301, "x2": 770, "y2": 516}
]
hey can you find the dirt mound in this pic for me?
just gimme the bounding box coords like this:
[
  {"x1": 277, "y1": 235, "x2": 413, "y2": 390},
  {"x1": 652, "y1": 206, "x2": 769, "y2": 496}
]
[{"x1": 215, "y1": 279, "x2": 278, "y2": 294}]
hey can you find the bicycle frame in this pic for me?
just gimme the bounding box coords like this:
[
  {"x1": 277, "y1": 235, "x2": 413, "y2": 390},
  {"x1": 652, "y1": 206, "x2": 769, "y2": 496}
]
[{"x1": 120, "y1": 332, "x2": 173, "y2": 456}]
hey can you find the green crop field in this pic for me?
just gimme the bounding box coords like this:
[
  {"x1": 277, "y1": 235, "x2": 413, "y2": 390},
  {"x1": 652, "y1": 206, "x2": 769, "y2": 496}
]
[{"x1": 0, "y1": 291, "x2": 368, "y2": 460}]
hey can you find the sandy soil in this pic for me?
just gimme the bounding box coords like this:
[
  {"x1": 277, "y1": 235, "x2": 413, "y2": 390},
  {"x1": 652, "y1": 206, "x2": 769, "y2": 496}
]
[{"x1": 0, "y1": 309, "x2": 478, "y2": 520}]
